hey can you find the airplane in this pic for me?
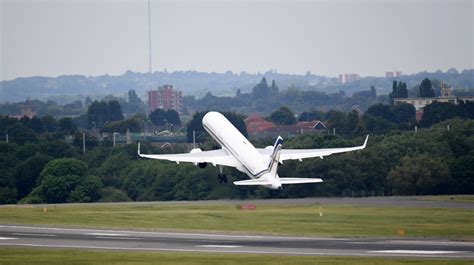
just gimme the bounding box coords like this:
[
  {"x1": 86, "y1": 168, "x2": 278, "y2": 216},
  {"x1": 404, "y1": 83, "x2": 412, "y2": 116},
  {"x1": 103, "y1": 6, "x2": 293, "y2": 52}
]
[{"x1": 138, "y1": 111, "x2": 368, "y2": 190}]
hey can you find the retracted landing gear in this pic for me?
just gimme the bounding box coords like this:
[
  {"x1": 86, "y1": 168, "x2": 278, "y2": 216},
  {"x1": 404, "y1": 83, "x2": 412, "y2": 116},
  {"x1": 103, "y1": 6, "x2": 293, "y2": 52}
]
[{"x1": 218, "y1": 173, "x2": 228, "y2": 183}]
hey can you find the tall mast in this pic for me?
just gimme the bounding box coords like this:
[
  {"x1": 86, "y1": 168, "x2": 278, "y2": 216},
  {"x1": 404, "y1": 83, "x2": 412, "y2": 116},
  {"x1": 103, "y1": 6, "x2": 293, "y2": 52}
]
[{"x1": 148, "y1": 0, "x2": 152, "y2": 73}]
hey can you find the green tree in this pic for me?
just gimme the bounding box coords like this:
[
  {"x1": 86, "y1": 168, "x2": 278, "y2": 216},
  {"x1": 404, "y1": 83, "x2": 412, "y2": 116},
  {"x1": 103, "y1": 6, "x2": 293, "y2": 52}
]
[
  {"x1": 252, "y1": 77, "x2": 270, "y2": 99},
  {"x1": 419, "y1": 78, "x2": 435, "y2": 98},
  {"x1": 298, "y1": 110, "x2": 325, "y2": 122},
  {"x1": 31, "y1": 158, "x2": 103, "y2": 203},
  {"x1": 0, "y1": 143, "x2": 18, "y2": 204},
  {"x1": 99, "y1": 187, "x2": 131, "y2": 202},
  {"x1": 101, "y1": 117, "x2": 142, "y2": 133},
  {"x1": 108, "y1": 100, "x2": 124, "y2": 122},
  {"x1": 41, "y1": 115, "x2": 58, "y2": 132},
  {"x1": 269, "y1": 106, "x2": 297, "y2": 125},
  {"x1": 87, "y1": 100, "x2": 122, "y2": 128},
  {"x1": 28, "y1": 116, "x2": 44, "y2": 133},
  {"x1": 128, "y1": 90, "x2": 141, "y2": 105},
  {"x1": 420, "y1": 102, "x2": 462, "y2": 127},
  {"x1": 72, "y1": 132, "x2": 99, "y2": 150},
  {"x1": 98, "y1": 154, "x2": 130, "y2": 187},
  {"x1": 389, "y1": 80, "x2": 408, "y2": 103},
  {"x1": 149, "y1": 108, "x2": 167, "y2": 126},
  {"x1": 58, "y1": 117, "x2": 77, "y2": 134},
  {"x1": 270, "y1": 79, "x2": 279, "y2": 94},
  {"x1": 15, "y1": 154, "x2": 52, "y2": 199},
  {"x1": 165, "y1": 109, "x2": 181, "y2": 127},
  {"x1": 6, "y1": 123, "x2": 38, "y2": 145},
  {"x1": 387, "y1": 155, "x2": 450, "y2": 195}
]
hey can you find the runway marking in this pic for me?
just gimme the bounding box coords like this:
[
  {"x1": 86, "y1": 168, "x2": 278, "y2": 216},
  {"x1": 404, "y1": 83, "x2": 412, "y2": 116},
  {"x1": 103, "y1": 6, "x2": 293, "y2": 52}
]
[
  {"x1": 13, "y1": 233, "x2": 56, "y2": 237},
  {"x1": 95, "y1": 236, "x2": 141, "y2": 240},
  {"x1": 0, "y1": 242, "x2": 470, "y2": 258},
  {"x1": 196, "y1": 245, "x2": 242, "y2": 248},
  {"x1": 369, "y1": 250, "x2": 466, "y2": 255},
  {"x1": 386, "y1": 240, "x2": 474, "y2": 246},
  {"x1": 0, "y1": 225, "x2": 345, "y2": 241},
  {"x1": 0, "y1": 237, "x2": 17, "y2": 240},
  {"x1": 84, "y1": 233, "x2": 129, "y2": 236}
]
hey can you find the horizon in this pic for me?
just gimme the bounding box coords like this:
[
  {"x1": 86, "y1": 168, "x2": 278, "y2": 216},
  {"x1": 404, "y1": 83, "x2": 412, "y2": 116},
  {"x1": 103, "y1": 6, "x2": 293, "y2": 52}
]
[
  {"x1": 1, "y1": 66, "x2": 472, "y2": 83},
  {"x1": 2, "y1": 0, "x2": 472, "y2": 81}
]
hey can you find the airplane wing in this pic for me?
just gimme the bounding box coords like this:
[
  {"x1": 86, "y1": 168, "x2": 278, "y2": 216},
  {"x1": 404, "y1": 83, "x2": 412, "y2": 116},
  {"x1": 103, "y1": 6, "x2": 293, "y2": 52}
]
[
  {"x1": 258, "y1": 135, "x2": 368, "y2": 162},
  {"x1": 137, "y1": 143, "x2": 238, "y2": 168}
]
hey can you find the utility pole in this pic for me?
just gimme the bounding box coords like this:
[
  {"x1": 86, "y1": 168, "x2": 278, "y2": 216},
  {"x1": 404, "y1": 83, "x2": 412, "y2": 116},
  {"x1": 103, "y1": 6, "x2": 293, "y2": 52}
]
[
  {"x1": 113, "y1": 132, "x2": 117, "y2": 147},
  {"x1": 193, "y1": 130, "x2": 196, "y2": 149},
  {"x1": 5, "y1": 134, "x2": 8, "y2": 143},
  {"x1": 82, "y1": 132, "x2": 86, "y2": 154}
]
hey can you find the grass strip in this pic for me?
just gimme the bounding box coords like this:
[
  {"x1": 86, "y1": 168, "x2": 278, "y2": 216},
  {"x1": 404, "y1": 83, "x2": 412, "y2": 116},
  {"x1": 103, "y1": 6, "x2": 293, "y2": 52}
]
[
  {"x1": 1, "y1": 203, "x2": 472, "y2": 238},
  {"x1": 0, "y1": 248, "x2": 471, "y2": 265}
]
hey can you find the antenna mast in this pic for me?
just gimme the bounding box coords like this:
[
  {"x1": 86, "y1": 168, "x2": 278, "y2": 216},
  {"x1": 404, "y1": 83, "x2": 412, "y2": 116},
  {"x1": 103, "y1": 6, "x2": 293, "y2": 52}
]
[{"x1": 148, "y1": 0, "x2": 152, "y2": 73}]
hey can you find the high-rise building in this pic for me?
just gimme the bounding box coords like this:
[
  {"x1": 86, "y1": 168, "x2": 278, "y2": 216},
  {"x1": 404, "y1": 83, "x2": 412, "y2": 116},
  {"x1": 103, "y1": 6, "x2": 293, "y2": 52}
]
[
  {"x1": 339, "y1": 73, "x2": 360, "y2": 84},
  {"x1": 147, "y1": 85, "x2": 183, "y2": 115},
  {"x1": 386, "y1": 71, "x2": 403, "y2": 78}
]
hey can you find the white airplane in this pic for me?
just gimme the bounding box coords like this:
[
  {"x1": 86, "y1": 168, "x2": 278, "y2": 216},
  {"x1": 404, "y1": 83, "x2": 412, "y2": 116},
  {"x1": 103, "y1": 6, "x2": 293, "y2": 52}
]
[{"x1": 138, "y1": 111, "x2": 368, "y2": 190}]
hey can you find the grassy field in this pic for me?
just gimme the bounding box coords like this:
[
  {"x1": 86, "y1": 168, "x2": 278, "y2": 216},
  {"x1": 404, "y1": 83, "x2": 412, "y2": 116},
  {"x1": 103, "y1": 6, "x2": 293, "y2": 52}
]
[
  {"x1": 0, "y1": 248, "x2": 471, "y2": 265},
  {"x1": 0, "y1": 202, "x2": 472, "y2": 238}
]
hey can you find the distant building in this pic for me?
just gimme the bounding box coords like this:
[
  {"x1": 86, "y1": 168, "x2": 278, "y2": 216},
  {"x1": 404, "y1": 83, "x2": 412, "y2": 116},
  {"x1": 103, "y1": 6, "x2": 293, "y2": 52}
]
[
  {"x1": 245, "y1": 113, "x2": 327, "y2": 137},
  {"x1": 440, "y1": 81, "x2": 452, "y2": 97},
  {"x1": 9, "y1": 99, "x2": 37, "y2": 119},
  {"x1": 385, "y1": 71, "x2": 403, "y2": 78},
  {"x1": 147, "y1": 85, "x2": 183, "y2": 115},
  {"x1": 245, "y1": 113, "x2": 275, "y2": 134},
  {"x1": 339, "y1": 74, "x2": 360, "y2": 84},
  {"x1": 393, "y1": 83, "x2": 474, "y2": 121},
  {"x1": 21, "y1": 99, "x2": 37, "y2": 118},
  {"x1": 394, "y1": 96, "x2": 474, "y2": 111}
]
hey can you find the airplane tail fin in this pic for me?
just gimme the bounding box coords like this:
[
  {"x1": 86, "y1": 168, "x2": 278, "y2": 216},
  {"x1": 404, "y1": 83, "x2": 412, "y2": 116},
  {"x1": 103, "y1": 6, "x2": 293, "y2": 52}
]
[{"x1": 268, "y1": 136, "x2": 283, "y2": 175}]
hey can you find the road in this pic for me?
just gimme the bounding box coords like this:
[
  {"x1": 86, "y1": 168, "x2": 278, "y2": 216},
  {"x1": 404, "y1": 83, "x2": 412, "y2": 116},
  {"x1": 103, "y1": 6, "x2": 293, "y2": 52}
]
[{"x1": 0, "y1": 225, "x2": 472, "y2": 259}]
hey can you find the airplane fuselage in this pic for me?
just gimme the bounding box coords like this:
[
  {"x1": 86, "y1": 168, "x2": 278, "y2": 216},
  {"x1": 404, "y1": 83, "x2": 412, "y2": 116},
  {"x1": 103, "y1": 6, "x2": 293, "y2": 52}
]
[{"x1": 202, "y1": 112, "x2": 282, "y2": 189}]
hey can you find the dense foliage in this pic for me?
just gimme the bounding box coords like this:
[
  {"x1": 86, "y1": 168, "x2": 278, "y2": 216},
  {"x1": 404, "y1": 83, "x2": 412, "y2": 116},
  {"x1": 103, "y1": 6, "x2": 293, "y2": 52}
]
[
  {"x1": 149, "y1": 109, "x2": 181, "y2": 127},
  {"x1": 0, "y1": 109, "x2": 473, "y2": 204}
]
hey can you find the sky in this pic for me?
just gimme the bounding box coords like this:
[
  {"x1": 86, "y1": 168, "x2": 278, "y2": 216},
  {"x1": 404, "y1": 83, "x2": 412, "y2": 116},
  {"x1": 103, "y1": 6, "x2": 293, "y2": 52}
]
[{"x1": 1, "y1": 0, "x2": 473, "y2": 81}]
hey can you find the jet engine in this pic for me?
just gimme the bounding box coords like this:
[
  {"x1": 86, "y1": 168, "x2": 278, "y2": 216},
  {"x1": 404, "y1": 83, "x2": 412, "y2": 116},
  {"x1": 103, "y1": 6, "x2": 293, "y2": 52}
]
[{"x1": 190, "y1": 148, "x2": 207, "y2": 168}]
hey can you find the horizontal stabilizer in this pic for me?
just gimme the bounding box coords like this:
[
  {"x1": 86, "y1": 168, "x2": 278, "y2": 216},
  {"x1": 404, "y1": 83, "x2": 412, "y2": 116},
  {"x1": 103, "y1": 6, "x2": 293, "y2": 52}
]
[
  {"x1": 233, "y1": 179, "x2": 271, "y2": 186},
  {"x1": 279, "y1": 178, "x2": 323, "y2": 184}
]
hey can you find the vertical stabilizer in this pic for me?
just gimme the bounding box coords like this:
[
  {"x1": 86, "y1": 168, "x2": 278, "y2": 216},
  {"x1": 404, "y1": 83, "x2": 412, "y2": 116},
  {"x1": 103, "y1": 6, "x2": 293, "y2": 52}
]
[{"x1": 268, "y1": 136, "x2": 283, "y2": 175}]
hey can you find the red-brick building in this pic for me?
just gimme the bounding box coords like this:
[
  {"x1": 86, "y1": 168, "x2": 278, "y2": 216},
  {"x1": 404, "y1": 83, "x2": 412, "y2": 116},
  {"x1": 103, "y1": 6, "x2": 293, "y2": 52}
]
[
  {"x1": 147, "y1": 85, "x2": 183, "y2": 115},
  {"x1": 245, "y1": 113, "x2": 327, "y2": 137}
]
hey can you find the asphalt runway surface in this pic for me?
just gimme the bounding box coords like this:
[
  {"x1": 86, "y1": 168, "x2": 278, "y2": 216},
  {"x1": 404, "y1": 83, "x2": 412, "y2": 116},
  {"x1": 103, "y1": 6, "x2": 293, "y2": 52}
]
[{"x1": 0, "y1": 225, "x2": 472, "y2": 259}]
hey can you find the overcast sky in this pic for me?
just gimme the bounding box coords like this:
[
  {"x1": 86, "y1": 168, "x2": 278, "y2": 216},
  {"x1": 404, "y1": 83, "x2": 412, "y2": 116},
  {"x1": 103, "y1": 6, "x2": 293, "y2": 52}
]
[{"x1": 1, "y1": 0, "x2": 473, "y2": 81}]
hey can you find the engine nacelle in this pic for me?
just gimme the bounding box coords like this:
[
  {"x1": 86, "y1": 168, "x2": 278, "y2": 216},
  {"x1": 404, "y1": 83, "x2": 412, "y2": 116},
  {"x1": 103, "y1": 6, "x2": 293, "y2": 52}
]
[
  {"x1": 190, "y1": 148, "x2": 207, "y2": 168},
  {"x1": 190, "y1": 148, "x2": 202, "y2": 154}
]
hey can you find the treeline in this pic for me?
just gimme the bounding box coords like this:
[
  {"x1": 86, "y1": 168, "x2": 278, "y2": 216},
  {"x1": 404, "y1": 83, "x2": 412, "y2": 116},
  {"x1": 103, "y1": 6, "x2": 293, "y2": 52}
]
[
  {"x1": 0, "y1": 111, "x2": 473, "y2": 204},
  {"x1": 0, "y1": 90, "x2": 145, "y2": 122},
  {"x1": 185, "y1": 78, "x2": 385, "y2": 115}
]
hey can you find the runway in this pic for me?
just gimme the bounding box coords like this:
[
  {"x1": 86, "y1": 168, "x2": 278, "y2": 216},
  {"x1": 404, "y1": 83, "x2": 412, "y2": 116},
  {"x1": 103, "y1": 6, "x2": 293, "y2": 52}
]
[{"x1": 0, "y1": 225, "x2": 472, "y2": 258}]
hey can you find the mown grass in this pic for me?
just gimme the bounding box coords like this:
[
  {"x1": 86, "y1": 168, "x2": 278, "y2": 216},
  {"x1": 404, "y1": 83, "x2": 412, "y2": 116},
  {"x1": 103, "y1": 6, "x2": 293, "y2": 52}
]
[
  {"x1": 1, "y1": 202, "x2": 473, "y2": 238},
  {"x1": 0, "y1": 248, "x2": 471, "y2": 265}
]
